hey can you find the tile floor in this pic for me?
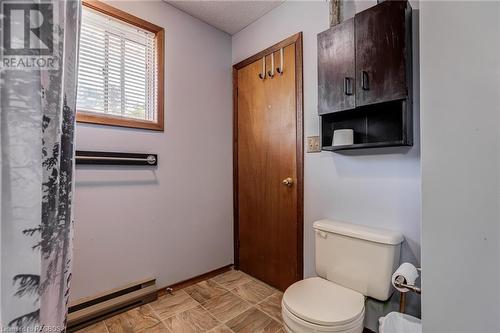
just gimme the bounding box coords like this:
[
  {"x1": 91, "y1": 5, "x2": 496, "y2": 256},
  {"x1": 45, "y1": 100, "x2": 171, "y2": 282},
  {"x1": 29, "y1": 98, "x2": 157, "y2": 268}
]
[{"x1": 77, "y1": 269, "x2": 285, "y2": 333}]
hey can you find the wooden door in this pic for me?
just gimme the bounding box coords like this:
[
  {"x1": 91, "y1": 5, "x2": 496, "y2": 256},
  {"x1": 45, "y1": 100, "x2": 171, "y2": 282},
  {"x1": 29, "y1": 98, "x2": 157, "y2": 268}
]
[
  {"x1": 234, "y1": 34, "x2": 303, "y2": 291},
  {"x1": 318, "y1": 18, "x2": 355, "y2": 114},
  {"x1": 355, "y1": 0, "x2": 409, "y2": 107}
]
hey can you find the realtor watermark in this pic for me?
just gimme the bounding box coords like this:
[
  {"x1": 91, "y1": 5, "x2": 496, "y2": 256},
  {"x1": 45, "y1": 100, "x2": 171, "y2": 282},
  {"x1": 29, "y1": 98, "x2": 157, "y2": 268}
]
[
  {"x1": 0, "y1": 326, "x2": 64, "y2": 332},
  {"x1": 1, "y1": 1, "x2": 59, "y2": 70}
]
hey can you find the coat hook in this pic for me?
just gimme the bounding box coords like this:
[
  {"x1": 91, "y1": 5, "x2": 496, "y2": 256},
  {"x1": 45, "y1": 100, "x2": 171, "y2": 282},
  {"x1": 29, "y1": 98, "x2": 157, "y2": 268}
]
[
  {"x1": 268, "y1": 52, "x2": 275, "y2": 78},
  {"x1": 276, "y1": 48, "x2": 284, "y2": 75},
  {"x1": 258, "y1": 56, "x2": 266, "y2": 79}
]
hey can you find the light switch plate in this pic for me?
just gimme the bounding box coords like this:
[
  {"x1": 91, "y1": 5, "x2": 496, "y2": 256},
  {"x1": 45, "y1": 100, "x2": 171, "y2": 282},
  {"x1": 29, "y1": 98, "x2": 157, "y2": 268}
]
[{"x1": 307, "y1": 136, "x2": 321, "y2": 153}]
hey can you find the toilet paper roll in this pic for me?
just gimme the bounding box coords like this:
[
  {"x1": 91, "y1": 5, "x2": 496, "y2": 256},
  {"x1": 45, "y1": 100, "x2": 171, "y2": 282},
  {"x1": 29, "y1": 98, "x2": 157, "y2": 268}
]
[
  {"x1": 332, "y1": 129, "x2": 354, "y2": 146},
  {"x1": 391, "y1": 263, "x2": 419, "y2": 292}
]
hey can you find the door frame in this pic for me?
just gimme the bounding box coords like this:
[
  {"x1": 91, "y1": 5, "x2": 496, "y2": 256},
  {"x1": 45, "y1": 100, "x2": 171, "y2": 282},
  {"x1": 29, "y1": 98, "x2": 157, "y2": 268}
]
[{"x1": 232, "y1": 32, "x2": 304, "y2": 281}]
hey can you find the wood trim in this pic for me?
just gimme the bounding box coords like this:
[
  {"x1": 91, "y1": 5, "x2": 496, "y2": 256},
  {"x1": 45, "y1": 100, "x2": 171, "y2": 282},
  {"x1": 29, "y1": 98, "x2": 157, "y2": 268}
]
[
  {"x1": 233, "y1": 33, "x2": 302, "y2": 70},
  {"x1": 156, "y1": 28, "x2": 165, "y2": 131},
  {"x1": 77, "y1": 112, "x2": 164, "y2": 131},
  {"x1": 232, "y1": 67, "x2": 240, "y2": 269},
  {"x1": 82, "y1": 0, "x2": 162, "y2": 33},
  {"x1": 294, "y1": 32, "x2": 304, "y2": 280},
  {"x1": 157, "y1": 264, "x2": 233, "y2": 296},
  {"x1": 78, "y1": 0, "x2": 165, "y2": 131},
  {"x1": 232, "y1": 32, "x2": 304, "y2": 280}
]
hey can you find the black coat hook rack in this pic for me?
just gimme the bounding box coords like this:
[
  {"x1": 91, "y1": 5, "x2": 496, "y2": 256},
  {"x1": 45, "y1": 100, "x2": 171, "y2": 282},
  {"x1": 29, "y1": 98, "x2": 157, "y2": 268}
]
[{"x1": 76, "y1": 150, "x2": 158, "y2": 166}]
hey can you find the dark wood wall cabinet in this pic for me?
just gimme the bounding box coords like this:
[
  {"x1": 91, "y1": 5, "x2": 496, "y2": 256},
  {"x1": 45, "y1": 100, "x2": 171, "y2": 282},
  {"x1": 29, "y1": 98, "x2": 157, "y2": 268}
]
[{"x1": 318, "y1": 0, "x2": 412, "y2": 151}]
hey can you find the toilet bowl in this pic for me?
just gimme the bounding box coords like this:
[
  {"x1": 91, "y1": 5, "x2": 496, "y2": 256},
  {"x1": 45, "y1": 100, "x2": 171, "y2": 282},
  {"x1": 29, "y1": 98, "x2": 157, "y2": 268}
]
[
  {"x1": 282, "y1": 277, "x2": 365, "y2": 333},
  {"x1": 282, "y1": 220, "x2": 404, "y2": 333}
]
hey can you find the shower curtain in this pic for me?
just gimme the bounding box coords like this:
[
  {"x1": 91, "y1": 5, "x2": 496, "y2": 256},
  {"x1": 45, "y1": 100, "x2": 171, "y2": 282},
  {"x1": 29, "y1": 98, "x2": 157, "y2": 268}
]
[{"x1": 0, "y1": 0, "x2": 81, "y2": 331}]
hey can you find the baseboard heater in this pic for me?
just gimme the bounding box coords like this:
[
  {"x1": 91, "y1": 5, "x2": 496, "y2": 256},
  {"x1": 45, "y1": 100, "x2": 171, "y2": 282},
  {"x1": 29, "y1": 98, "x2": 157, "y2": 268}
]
[{"x1": 67, "y1": 278, "x2": 157, "y2": 332}]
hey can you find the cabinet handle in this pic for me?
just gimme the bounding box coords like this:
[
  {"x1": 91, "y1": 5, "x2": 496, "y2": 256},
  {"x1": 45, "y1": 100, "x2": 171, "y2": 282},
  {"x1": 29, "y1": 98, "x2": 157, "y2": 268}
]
[
  {"x1": 344, "y1": 77, "x2": 353, "y2": 95},
  {"x1": 361, "y1": 71, "x2": 369, "y2": 90}
]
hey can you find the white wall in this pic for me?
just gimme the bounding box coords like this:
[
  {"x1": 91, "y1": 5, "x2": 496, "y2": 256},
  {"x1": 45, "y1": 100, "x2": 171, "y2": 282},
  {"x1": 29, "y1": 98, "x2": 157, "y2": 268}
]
[
  {"x1": 232, "y1": 0, "x2": 421, "y2": 324},
  {"x1": 420, "y1": 2, "x2": 500, "y2": 332},
  {"x1": 71, "y1": 1, "x2": 233, "y2": 301}
]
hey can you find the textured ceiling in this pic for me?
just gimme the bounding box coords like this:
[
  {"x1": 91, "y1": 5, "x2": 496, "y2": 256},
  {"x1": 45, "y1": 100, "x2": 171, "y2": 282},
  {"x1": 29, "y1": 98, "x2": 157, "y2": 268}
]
[{"x1": 165, "y1": 1, "x2": 284, "y2": 35}]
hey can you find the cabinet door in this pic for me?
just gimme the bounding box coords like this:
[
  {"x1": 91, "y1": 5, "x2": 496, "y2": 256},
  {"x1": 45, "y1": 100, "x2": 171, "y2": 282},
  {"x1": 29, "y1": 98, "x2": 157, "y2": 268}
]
[
  {"x1": 318, "y1": 18, "x2": 355, "y2": 114},
  {"x1": 355, "y1": 1, "x2": 408, "y2": 107}
]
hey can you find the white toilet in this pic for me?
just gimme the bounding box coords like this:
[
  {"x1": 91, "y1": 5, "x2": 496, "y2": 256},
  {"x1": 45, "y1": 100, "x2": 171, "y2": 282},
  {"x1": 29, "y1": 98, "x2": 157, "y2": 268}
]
[{"x1": 282, "y1": 220, "x2": 404, "y2": 333}]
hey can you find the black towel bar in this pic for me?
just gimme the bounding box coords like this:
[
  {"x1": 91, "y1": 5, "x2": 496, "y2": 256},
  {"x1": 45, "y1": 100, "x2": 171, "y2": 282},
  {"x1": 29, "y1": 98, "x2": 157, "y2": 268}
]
[{"x1": 75, "y1": 151, "x2": 158, "y2": 166}]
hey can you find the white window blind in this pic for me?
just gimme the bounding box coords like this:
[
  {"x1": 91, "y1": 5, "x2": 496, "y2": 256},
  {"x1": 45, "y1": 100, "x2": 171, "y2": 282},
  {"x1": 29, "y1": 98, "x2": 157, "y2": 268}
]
[{"x1": 77, "y1": 7, "x2": 158, "y2": 121}]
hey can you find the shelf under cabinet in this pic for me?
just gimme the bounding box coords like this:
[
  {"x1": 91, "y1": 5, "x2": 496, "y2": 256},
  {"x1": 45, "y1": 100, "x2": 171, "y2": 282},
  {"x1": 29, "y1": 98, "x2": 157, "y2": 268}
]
[
  {"x1": 320, "y1": 99, "x2": 412, "y2": 152},
  {"x1": 322, "y1": 140, "x2": 410, "y2": 152}
]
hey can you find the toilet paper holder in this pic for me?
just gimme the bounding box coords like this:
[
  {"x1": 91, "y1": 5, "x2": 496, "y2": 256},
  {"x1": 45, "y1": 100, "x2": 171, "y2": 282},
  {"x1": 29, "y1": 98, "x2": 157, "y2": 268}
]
[
  {"x1": 394, "y1": 275, "x2": 421, "y2": 295},
  {"x1": 394, "y1": 269, "x2": 421, "y2": 313}
]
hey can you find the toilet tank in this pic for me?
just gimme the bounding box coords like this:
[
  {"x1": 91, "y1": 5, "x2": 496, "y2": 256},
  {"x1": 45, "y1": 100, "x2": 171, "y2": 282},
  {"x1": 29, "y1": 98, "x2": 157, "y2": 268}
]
[{"x1": 314, "y1": 220, "x2": 403, "y2": 301}]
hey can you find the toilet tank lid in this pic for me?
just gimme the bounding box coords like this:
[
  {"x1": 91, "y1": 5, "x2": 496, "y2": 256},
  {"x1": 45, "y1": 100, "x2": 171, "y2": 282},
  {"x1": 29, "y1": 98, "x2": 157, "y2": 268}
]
[{"x1": 313, "y1": 220, "x2": 404, "y2": 245}]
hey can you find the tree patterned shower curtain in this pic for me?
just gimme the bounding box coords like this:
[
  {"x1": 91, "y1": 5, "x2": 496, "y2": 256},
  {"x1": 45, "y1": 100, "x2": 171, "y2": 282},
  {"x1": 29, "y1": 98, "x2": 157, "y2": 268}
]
[{"x1": 0, "y1": 0, "x2": 81, "y2": 331}]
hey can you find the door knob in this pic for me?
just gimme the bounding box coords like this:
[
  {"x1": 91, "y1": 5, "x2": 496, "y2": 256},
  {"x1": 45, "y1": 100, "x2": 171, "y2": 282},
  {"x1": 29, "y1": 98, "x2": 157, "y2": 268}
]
[{"x1": 282, "y1": 177, "x2": 294, "y2": 187}]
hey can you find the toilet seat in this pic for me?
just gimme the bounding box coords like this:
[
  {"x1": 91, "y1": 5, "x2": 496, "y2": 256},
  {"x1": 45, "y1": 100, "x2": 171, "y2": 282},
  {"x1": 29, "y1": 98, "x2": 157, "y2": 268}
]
[
  {"x1": 282, "y1": 277, "x2": 365, "y2": 333},
  {"x1": 282, "y1": 303, "x2": 364, "y2": 333}
]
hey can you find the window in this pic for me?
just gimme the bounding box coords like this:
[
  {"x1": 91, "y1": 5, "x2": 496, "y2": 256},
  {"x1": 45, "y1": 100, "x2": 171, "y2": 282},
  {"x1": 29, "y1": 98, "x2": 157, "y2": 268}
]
[{"x1": 77, "y1": 0, "x2": 164, "y2": 130}]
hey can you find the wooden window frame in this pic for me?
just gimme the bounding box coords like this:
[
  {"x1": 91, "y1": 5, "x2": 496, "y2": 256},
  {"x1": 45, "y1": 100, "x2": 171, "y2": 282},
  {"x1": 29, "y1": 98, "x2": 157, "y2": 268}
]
[{"x1": 77, "y1": 0, "x2": 165, "y2": 131}]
